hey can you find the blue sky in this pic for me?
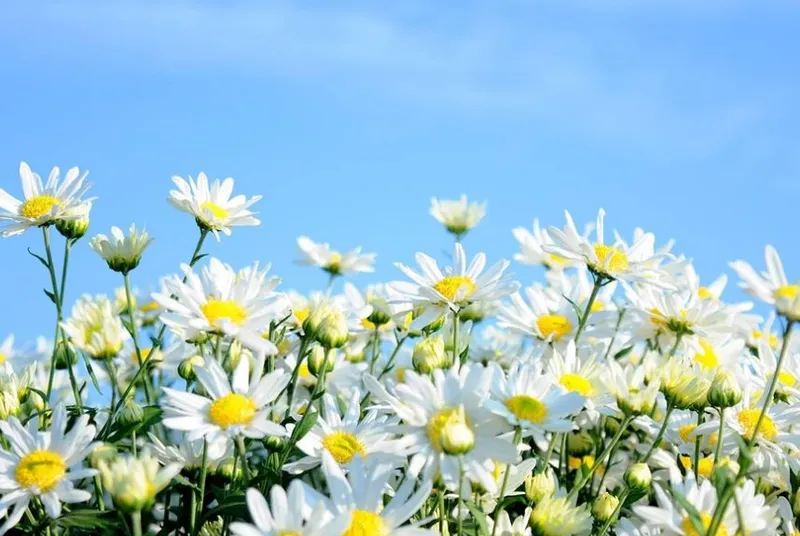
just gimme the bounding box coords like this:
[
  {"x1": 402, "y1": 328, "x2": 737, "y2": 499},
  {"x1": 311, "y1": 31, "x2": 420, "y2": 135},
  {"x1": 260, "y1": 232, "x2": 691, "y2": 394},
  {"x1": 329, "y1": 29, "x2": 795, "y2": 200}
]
[{"x1": 1, "y1": 1, "x2": 799, "y2": 343}]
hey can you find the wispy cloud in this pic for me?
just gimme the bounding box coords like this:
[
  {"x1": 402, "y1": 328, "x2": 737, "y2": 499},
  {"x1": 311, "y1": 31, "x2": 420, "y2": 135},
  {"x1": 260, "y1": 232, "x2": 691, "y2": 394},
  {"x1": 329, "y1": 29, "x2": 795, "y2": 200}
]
[{"x1": 0, "y1": 0, "x2": 792, "y2": 156}]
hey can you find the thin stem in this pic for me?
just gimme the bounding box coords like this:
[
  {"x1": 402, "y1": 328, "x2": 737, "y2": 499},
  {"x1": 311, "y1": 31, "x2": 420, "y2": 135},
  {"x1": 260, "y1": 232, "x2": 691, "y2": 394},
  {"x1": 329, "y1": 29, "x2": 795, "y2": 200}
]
[
  {"x1": 131, "y1": 511, "x2": 142, "y2": 536},
  {"x1": 575, "y1": 275, "x2": 604, "y2": 343},
  {"x1": 377, "y1": 335, "x2": 408, "y2": 380},
  {"x1": 93, "y1": 475, "x2": 106, "y2": 511},
  {"x1": 98, "y1": 349, "x2": 160, "y2": 439},
  {"x1": 452, "y1": 311, "x2": 461, "y2": 365},
  {"x1": 438, "y1": 491, "x2": 446, "y2": 534},
  {"x1": 196, "y1": 439, "x2": 208, "y2": 535},
  {"x1": 283, "y1": 337, "x2": 310, "y2": 419},
  {"x1": 124, "y1": 272, "x2": 153, "y2": 404},
  {"x1": 236, "y1": 434, "x2": 251, "y2": 483},
  {"x1": 456, "y1": 456, "x2": 465, "y2": 536},
  {"x1": 603, "y1": 308, "x2": 626, "y2": 360},
  {"x1": 641, "y1": 403, "x2": 675, "y2": 463},
  {"x1": 693, "y1": 411, "x2": 704, "y2": 479},
  {"x1": 490, "y1": 426, "x2": 522, "y2": 536},
  {"x1": 368, "y1": 328, "x2": 381, "y2": 375},
  {"x1": 713, "y1": 408, "x2": 725, "y2": 468},
  {"x1": 567, "y1": 415, "x2": 633, "y2": 501}
]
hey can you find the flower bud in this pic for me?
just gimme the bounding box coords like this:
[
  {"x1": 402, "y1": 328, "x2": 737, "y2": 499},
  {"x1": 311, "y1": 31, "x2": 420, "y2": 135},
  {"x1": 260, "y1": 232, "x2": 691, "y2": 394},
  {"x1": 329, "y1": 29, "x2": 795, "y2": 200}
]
[
  {"x1": 221, "y1": 340, "x2": 245, "y2": 374},
  {"x1": 22, "y1": 389, "x2": 45, "y2": 414},
  {"x1": 459, "y1": 302, "x2": 488, "y2": 323},
  {"x1": 263, "y1": 435, "x2": 286, "y2": 451},
  {"x1": 216, "y1": 457, "x2": 244, "y2": 483},
  {"x1": 793, "y1": 490, "x2": 800, "y2": 517},
  {"x1": 0, "y1": 389, "x2": 20, "y2": 420},
  {"x1": 366, "y1": 299, "x2": 392, "y2": 328},
  {"x1": 412, "y1": 336, "x2": 449, "y2": 374},
  {"x1": 55, "y1": 204, "x2": 91, "y2": 240},
  {"x1": 592, "y1": 492, "x2": 620, "y2": 523},
  {"x1": 567, "y1": 430, "x2": 594, "y2": 457},
  {"x1": 707, "y1": 371, "x2": 742, "y2": 409},
  {"x1": 119, "y1": 398, "x2": 144, "y2": 427},
  {"x1": 53, "y1": 340, "x2": 78, "y2": 370},
  {"x1": 409, "y1": 305, "x2": 445, "y2": 336},
  {"x1": 439, "y1": 409, "x2": 475, "y2": 456},
  {"x1": 306, "y1": 306, "x2": 349, "y2": 349},
  {"x1": 308, "y1": 345, "x2": 335, "y2": 377},
  {"x1": 89, "y1": 443, "x2": 118, "y2": 469},
  {"x1": 525, "y1": 467, "x2": 556, "y2": 504},
  {"x1": 624, "y1": 463, "x2": 652, "y2": 493},
  {"x1": 178, "y1": 354, "x2": 204, "y2": 382}
]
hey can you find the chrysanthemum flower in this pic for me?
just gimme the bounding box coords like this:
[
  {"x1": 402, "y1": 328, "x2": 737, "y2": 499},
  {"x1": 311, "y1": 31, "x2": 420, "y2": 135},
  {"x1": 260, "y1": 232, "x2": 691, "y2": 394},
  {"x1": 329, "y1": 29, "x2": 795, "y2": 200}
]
[
  {"x1": 0, "y1": 162, "x2": 92, "y2": 237},
  {"x1": 731, "y1": 245, "x2": 800, "y2": 320},
  {"x1": 90, "y1": 224, "x2": 153, "y2": 273},
  {"x1": 61, "y1": 294, "x2": 129, "y2": 360},
  {"x1": 98, "y1": 450, "x2": 182, "y2": 512},
  {"x1": 429, "y1": 194, "x2": 486, "y2": 237},
  {"x1": 169, "y1": 173, "x2": 262, "y2": 238},
  {"x1": 296, "y1": 236, "x2": 376, "y2": 276},
  {"x1": 496, "y1": 284, "x2": 579, "y2": 345}
]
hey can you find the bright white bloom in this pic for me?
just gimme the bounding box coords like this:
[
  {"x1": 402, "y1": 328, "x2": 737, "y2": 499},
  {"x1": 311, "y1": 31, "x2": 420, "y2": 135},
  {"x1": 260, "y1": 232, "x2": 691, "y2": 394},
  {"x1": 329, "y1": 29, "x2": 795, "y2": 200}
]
[
  {"x1": 487, "y1": 361, "x2": 584, "y2": 435},
  {"x1": 529, "y1": 495, "x2": 592, "y2": 536},
  {"x1": 321, "y1": 452, "x2": 434, "y2": 536},
  {"x1": 365, "y1": 364, "x2": 517, "y2": 493},
  {"x1": 497, "y1": 284, "x2": 579, "y2": 344},
  {"x1": 546, "y1": 209, "x2": 670, "y2": 286},
  {"x1": 61, "y1": 294, "x2": 129, "y2": 359},
  {"x1": 0, "y1": 405, "x2": 98, "y2": 532},
  {"x1": 98, "y1": 450, "x2": 182, "y2": 512},
  {"x1": 389, "y1": 243, "x2": 518, "y2": 327},
  {"x1": 285, "y1": 393, "x2": 399, "y2": 473},
  {"x1": 296, "y1": 236, "x2": 376, "y2": 276},
  {"x1": 90, "y1": 224, "x2": 153, "y2": 273},
  {"x1": 487, "y1": 508, "x2": 532, "y2": 536},
  {"x1": 230, "y1": 483, "x2": 346, "y2": 536},
  {"x1": 603, "y1": 360, "x2": 660, "y2": 416},
  {"x1": 169, "y1": 173, "x2": 261, "y2": 238},
  {"x1": 430, "y1": 195, "x2": 486, "y2": 237},
  {"x1": 0, "y1": 162, "x2": 92, "y2": 237},
  {"x1": 731, "y1": 245, "x2": 800, "y2": 320},
  {"x1": 153, "y1": 258, "x2": 288, "y2": 355},
  {"x1": 147, "y1": 433, "x2": 231, "y2": 472},
  {"x1": 513, "y1": 218, "x2": 576, "y2": 270},
  {"x1": 162, "y1": 354, "x2": 289, "y2": 443}
]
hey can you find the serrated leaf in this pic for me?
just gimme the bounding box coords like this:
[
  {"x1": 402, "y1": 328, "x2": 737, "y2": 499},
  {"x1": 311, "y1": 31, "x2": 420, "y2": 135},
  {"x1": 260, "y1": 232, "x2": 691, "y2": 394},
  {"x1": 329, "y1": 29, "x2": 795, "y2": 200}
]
[
  {"x1": 57, "y1": 509, "x2": 120, "y2": 531},
  {"x1": 27, "y1": 247, "x2": 50, "y2": 268},
  {"x1": 465, "y1": 500, "x2": 489, "y2": 535}
]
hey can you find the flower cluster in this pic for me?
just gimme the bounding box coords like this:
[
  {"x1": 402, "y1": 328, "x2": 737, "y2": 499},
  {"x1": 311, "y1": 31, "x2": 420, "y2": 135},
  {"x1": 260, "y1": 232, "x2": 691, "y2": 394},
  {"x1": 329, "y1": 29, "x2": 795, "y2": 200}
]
[{"x1": 0, "y1": 164, "x2": 798, "y2": 536}]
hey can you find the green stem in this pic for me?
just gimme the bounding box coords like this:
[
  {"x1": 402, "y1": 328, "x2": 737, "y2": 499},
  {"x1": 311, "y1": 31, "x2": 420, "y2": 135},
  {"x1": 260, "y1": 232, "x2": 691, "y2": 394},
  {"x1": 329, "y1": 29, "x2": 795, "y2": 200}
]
[
  {"x1": 457, "y1": 456, "x2": 465, "y2": 536},
  {"x1": 195, "y1": 439, "x2": 208, "y2": 535},
  {"x1": 693, "y1": 411, "x2": 704, "y2": 479},
  {"x1": 131, "y1": 511, "x2": 142, "y2": 536},
  {"x1": 641, "y1": 403, "x2": 675, "y2": 463},
  {"x1": 377, "y1": 335, "x2": 408, "y2": 380},
  {"x1": 124, "y1": 272, "x2": 153, "y2": 404},
  {"x1": 490, "y1": 426, "x2": 522, "y2": 536},
  {"x1": 713, "y1": 408, "x2": 725, "y2": 468},
  {"x1": 368, "y1": 328, "x2": 381, "y2": 375},
  {"x1": 98, "y1": 349, "x2": 160, "y2": 439},
  {"x1": 567, "y1": 415, "x2": 633, "y2": 501},
  {"x1": 603, "y1": 308, "x2": 626, "y2": 360},
  {"x1": 452, "y1": 311, "x2": 461, "y2": 365},
  {"x1": 236, "y1": 434, "x2": 251, "y2": 483},
  {"x1": 283, "y1": 337, "x2": 310, "y2": 419},
  {"x1": 575, "y1": 275, "x2": 604, "y2": 343},
  {"x1": 93, "y1": 475, "x2": 106, "y2": 511},
  {"x1": 438, "y1": 491, "x2": 446, "y2": 533}
]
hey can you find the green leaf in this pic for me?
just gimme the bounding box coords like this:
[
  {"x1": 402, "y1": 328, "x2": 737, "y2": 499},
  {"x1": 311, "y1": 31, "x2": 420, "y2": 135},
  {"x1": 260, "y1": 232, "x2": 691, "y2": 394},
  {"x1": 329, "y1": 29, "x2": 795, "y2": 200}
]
[
  {"x1": 173, "y1": 473, "x2": 201, "y2": 491},
  {"x1": 614, "y1": 345, "x2": 634, "y2": 360},
  {"x1": 80, "y1": 350, "x2": 103, "y2": 393},
  {"x1": 57, "y1": 509, "x2": 121, "y2": 531},
  {"x1": 670, "y1": 487, "x2": 704, "y2": 536},
  {"x1": 107, "y1": 405, "x2": 163, "y2": 443},
  {"x1": 292, "y1": 411, "x2": 318, "y2": 443},
  {"x1": 465, "y1": 500, "x2": 489, "y2": 535},
  {"x1": 200, "y1": 493, "x2": 248, "y2": 526},
  {"x1": 563, "y1": 294, "x2": 584, "y2": 323},
  {"x1": 27, "y1": 247, "x2": 50, "y2": 268},
  {"x1": 43, "y1": 289, "x2": 57, "y2": 304}
]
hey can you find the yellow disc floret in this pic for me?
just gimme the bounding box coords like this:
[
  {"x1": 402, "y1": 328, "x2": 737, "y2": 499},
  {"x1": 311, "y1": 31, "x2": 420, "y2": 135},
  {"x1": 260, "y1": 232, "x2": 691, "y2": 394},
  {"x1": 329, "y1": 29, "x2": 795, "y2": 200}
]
[
  {"x1": 536, "y1": 314, "x2": 573, "y2": 341},
  {"x1": 775, "y1": 285, "x2": 800, "y2": 301},
  {"x1": 504, "y1": 395, "x2": 548, "y2": 424},
  {"x1": 200, "y1": 201, "x2": 229, "y2": 220},
  {"x1": 694, "y1": 339, "x2": 718, "y2": 369},
  {"x1": 592, "y1": 243, "x2": 629, "y2": 274},
  {"x1": 559, "y1": 373, "x2": 593, "y2": 396},
  {"x1": 737, "y1": 408, "x2": 778, "y2": 442},
  {"x1": 201, "y1": 299, "x2": 247, "y2": 328},
  {"x1": 208, "y1": 393, "x2": 256, "y2": 429},
  {"x1": 342, "y1": 510, "x2": 388, "y2": 536},
  {"x1": 15, "y1": 450, "x2": 66, "y2": 491},
  {"x1": 681, "y1": 513, "x2": 727, "y2": 536},
  {"x1": 19, "y1": 195, "x2": 61, "y2": 219},
  {"x1": 322, "y1": 431, "x2": 367, "y2": 464},
  {"x1": 433, "y1": 275, "x2": 476, "y2": 302}
]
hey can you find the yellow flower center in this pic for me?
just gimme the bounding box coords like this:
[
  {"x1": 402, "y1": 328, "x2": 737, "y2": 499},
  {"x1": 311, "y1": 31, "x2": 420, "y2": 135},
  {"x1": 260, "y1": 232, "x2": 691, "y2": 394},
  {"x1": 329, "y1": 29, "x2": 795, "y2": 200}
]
[
  {"x1": 140, "y1": 301, "x2": 161, "y2": 313},
  {"x1": 201, "y1": 299, "x2": 247, "y2": 328},
  {"x1": 678, "y1": 424, "x2": 697, "y2": 443},
  {"x1": 698, "y1": 287, "x2": 715, "y2": 300},
  {"x1": 592, "y1": 243, "x2": 629, "y2": 274},
  {"x1": 0, "y1": 352, "x2": 6, "y2": 364},
  {"x1": 679, "y1": 455, "x2": 715, "y2": 478},
  {"x1": 737, "y1": 408, "x2": 778, "y2": 442},
  {"x1": 343, "y1": 510, "x2": 388, "y2": 536},
  {"x1": 361, "y1": 318, "x2": 377, "y2": 330},
  {"x1": 559, "y1": 373, "x2": 593, "y2": 396},
  {"x1": 19, "y1": 195, "x2": 60, "y2": 219},
  {"x1": 427, "y1": 407, "x2": 471, "y2": 453},
  {"x1": 568, "y1": 455, "x2": 600, "y2": 472},
  {"x1": 775, "y1": 285, "x2": 800, "y2": 301},
  {"x1": 546, "y1": 253, "x2": 568, "y2": 267},
  {"x1": 536, "y1": 314, "x2": 573, "y2": 341},
  {"x1": 278, "y1": 531, "x2": 302, "y2": 536},
  {"x1": 322, "y1": 431, "x2": 366, "y2": 464},
  {"x1": 325, "y1": 252, "x2": 343, "y2": 273},
  {"x1": 681, "y1": 513, "x2": 727, "y2": 536},
  {"x1": 394, "y1": 367, "x2": 406, "y2": 383},
  {"x1": 694, "y1": 339, "x2": 718, "y2": 369},
  {"x1": 294, "y1": 308, "x2": 310, "y2": 325},
  {"x1": 589, "y1": 300, "x2": 605, "y2": 313},
  {"x1": 504, "y1": 395, "x2": 548, "y2": 424},
  {"x1": 200, "y1": 201, "x2": 229, "y2": 219},
  {"x1": 779, "y1": 371, "x2": 796, "y2": 387},
  {"x1": 433, "y1": 275, "x2": 476, "y2": 302},
  {"x1": 15, "y1": 450, "x2": 66, "y2": 491},
  {"x1": 208, "y1": 393, "x2": 256, "y2": 429},
  {"x1": 131, "y1": 347, "x2": 159, "y2": 366},
  {"x1": 751, "y1": 330, "x2": 779, "y2": 349}
]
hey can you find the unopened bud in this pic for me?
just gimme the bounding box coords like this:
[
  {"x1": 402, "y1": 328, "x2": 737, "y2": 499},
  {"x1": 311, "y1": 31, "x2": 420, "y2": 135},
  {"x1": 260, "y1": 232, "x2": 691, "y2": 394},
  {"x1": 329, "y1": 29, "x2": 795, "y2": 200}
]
[
  {"x1": 306, "y1": 306, "x2": 349, "y2": 349},
  {"x1": 119, "y1": 399, "x2": 144, "y2": 427},
  {"x1": 412, "y1": 336, "x2": 449, "y2": 374},
  {"x1": 567, "y1": 430, "x2": 594, "y2": 457},
  {"x1": 0, "y1": 390, "x2": 20, "y2": 420},
  {"x1": 216, "y1": 457, "x2": 243, "y2": 483},
  {"x1": 55, "y1": 204, "x2": 91, "y2": 240},
  {"x1": 707, "y1": 371, "x2": 742, "y2": 409},
  {"x1": 89, "y1": 443, "x2": 118, "y2": 469},
  {"x1": 624, "y1": 463, "x2": 652, "y2": 492},
  {"x1": 178, "y1": 354, "x2": 204, "y2": 382},
  {"x1": 308, "y1": 345, "x2": 335, "y2": 377},
  {"x1": 439, "y1": 411, "x2": 474, "y2": 456},
  {"x1": 525, "y1": 467, "x2": 556, "y2": 504},
  {"x1": 53, "y1": 340, "x2": 78, "y2": 370},
  {"x1": 592, "y1": 492, "x2": 620, "y2": 523}
]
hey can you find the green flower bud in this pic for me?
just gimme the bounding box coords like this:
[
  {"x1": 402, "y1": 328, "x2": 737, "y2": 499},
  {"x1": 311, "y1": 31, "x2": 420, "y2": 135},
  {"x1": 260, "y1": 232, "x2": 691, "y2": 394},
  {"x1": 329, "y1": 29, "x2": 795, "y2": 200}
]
[
  {"x1": 592, "y1": 492, "x2": 620, "y2": 523},
  {"x1": 525, "y1": 467, "x2": 556, "y2": 504},
  {"x1": 308, "y1": 345, "x2": 335, "y2": 377},
  {"x1": 624, "y1": 463, "x2": 652, "y2": 492},
  {"x1": 566, "y1": 430, "x2": 594, "y2": 457},
  {"x1": 55, "y1": 204, "x2": 91, "y2": 240},
  {"x1": 89, "y1": 443, "x2": 118, "y2": 469},
  {"x1": 216, "y1": 457, "x2": 243, "y2": 484},
  {"x1": 119, "y1": 398, "x2": 144, "y2": 427},
  {"x1": 438, "y1": 407, "x2": 474, "y2": 456},
  {"x1": 412, "y1": 336, "x2": 449, "y2": 374},
  {"x1": 707, "y1": 371, "x2": 742, "y2": 409},
  {"x1": 178, "y1": 354, "x2": 204, "y2": 382},
  {"x1": 53, "y1": 340, "x2": 78, "y2": 370}
]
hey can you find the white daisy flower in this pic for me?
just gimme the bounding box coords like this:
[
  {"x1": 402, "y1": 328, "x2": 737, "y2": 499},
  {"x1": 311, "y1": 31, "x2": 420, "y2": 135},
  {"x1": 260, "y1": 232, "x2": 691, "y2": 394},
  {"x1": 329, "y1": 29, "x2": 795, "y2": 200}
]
[
  {"x1": 429, "y1": 194, "x2": 486, "y2": 237},
  {"x1": 296, "y1": 236, "x2": 376, "y2": 276},
  {"x1": 487, "y1": 361, "x2": 584, "y2": 435},
  {"x1": 546, "y1": 208, "x2": 670, "y2": 286},
  {"x1": 161, "y1": 354, "x2": 289, "y2": 443},
  {"x1": 0, "y1": 161, "x2": 92, "y2": 237},
  {"x1": 320, "y1": 452, "x2": 434, "y2": 536},
  {"x1": 147, "y1": 433, "x2": 231, "y2": 472},
  {"x1": 730, "y1": 245, "x2": 800, "y2": 320},
  {"x1": 230, "y1": 483, "x2": 347, "y2": 536},
  {"x1": 98, "y1": 450, "x2": 182, "y2": 513},
  {"x1": 0, "y1": 404, "x2": 98, "y2": 532},
  {"x1": 365, "y1": 364, "x2": 518, "y2": 493},
  {"x1": 545, "y1": 341, "x2": 610, "y2": 418},
  {"x1": 529, "y1": 495, "x2": 592, "y2": 536},
  {"x1": 168, "y1": 172, "x2": 262, "y2": 238},
  {"x1": 496, "y1": 284, "x2": 580, "y2": 345},
  {"x1": 153, "y1": 258, "x2": 288, "y2": 355},
  {"x1": 603, "y1": 359, "x2": 660, "y2": 416},
  {"x1": 512, "y1": 218, "x2": 577, "y2": 270},
  {"x1": 487, "y1": 508, "x2": 532, "y2": 536},
  {"x1": 61, "y1": 294, "x2": 130, "y2": 360},
  {"x1": 389, "y1": 243, "x2": 518, "y2": 327},
  {"x1": 89, "y1": 224, "x2": 154, "y2": 273},
  {"x1": 284, "y1": 392, "x2": 400, "y2": 474}
]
